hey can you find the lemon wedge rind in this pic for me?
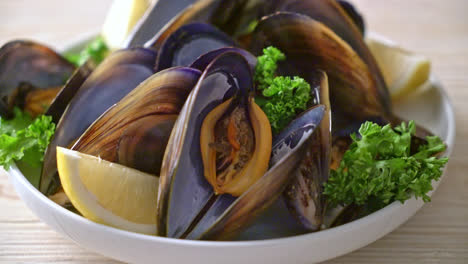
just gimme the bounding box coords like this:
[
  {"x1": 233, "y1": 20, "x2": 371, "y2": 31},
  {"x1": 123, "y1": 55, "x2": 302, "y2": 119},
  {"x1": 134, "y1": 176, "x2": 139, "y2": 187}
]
[{"x1": 56, "y1": 147, "x2": 158, "y2": 235}]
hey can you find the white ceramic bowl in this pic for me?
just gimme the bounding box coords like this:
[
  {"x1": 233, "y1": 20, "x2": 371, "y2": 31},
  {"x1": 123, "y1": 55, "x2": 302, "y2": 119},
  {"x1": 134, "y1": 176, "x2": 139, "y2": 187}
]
[{"x1": 7, "y1": 34, "x2": 455, "y2": 264}]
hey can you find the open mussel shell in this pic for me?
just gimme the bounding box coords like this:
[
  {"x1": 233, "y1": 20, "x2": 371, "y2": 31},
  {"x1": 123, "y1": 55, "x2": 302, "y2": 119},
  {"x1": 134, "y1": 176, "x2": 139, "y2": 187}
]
[
  {"x1": 40, "y1": 47, "x2": 157, "y2": 195},
  {"x1": 0, "y1": 40, "x2": 75, "y2": 117},
  {"x1": 250, "y1": 12, "x2": 389, "y2": 134},
  {"x1": 157, "y1": 50, "x2": 326, "y2": 240},
  {"x1": 72, "y1": 67, "x2": 201, "y2": 175},
  {"x1": 283, "y1": 71, "x2": 332, "y2": 231},
  {"x1": 155, "y1": 22, "x2": 236, "y2": 72},
  {"x1": 157, "y1": 51, "x2": 254, "y2": 239}
]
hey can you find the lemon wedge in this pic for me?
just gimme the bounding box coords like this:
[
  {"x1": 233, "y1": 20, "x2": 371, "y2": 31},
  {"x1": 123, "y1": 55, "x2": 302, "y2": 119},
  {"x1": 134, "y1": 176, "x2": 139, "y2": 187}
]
[
  {"x1": 101, "y1": 0, "x2": 153, "y2": 50},
  {"x1": 56, "y1": 147, "x2": 158, "y2": 235},
  {"x1": 366, "y1": 36, "x2": 431, "y2": 101}
]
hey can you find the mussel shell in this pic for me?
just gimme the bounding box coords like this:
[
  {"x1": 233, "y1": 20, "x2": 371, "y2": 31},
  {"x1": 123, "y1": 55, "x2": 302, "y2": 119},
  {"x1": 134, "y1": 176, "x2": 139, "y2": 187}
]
[
  {"x1": 117, "y1": 115, "x2": 177, "y2": 175},
  {"x1": 0, "y1": 40, "x2": 75, "y2": 94},
  {"x1": 72, "y1": 67, "x2": 201, "y2": 175},
  {"x1": 157, "y1": 51, "x2": 253, "y2": 238},
  {"x1": 0, "y1": 40, "x2": 75, "y2": 116},
  {"x1": 40, "y1": 47, "x2": 157, "y2": 195},
  {"x1": 155, "y1": 22, "x2": 236, "y2": 72}
]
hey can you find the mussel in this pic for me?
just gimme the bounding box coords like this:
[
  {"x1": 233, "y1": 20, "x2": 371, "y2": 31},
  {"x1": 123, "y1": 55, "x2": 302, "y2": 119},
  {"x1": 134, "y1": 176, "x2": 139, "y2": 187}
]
[
  {"x1": 157, "y1": 50, "x2": 326, "y2": 240},
  {"x1": 198, "y1": 75, "x2": 271, "y2": 197},
  {"x1": 40, "y1": 47, "x2": 157, "y2": 195},
  {"x1": 0, "y1": 40, "x2": 76, "y2": 118}
]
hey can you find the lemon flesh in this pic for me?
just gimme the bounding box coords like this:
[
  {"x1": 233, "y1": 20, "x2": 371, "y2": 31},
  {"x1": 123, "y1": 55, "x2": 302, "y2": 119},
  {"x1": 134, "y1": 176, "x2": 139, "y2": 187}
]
[
  {"x1": 56, "y1": 147, "x2": 158, "y2": 235},
  {"x1": 366, "y1": 36, "x2": 431, "y2": 101},
  {"x1": 101, "y1": 0, "x2": 152, "y2": 50}
]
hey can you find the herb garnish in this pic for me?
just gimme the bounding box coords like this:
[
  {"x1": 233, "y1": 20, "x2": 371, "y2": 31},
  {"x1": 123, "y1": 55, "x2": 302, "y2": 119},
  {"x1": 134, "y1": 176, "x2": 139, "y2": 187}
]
[
  {"x1": 254, "y1": 46, "x2": 311, "y2": 133},
  {"x1": 65, "y1": 36, "x2": 109, "y2": 66},
  {"x1": 324, "y1": 121, "x2": 448, "y2": 208},
  {"x1": 0, "y1": 108, "x2": 55, "y2": 187}
]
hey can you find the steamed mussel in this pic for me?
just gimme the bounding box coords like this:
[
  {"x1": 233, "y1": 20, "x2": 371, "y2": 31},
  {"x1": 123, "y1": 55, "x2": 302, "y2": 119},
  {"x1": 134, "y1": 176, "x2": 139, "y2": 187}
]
[
  {"x1": 1, "y1": 0, "x2": 445, "y2": 241},
  {"x1": 156, "y1": 51, "x2": 323, "y2": 240},
  {"x1": 0, "y1": 40, "x2": 76, "y2": 118}
]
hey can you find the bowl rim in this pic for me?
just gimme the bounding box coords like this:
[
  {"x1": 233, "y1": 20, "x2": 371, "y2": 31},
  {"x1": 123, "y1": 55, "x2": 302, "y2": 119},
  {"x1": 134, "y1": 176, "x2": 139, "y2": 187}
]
[{"x1": 7, "y1": 31, "x2": 456, "y2": 249}]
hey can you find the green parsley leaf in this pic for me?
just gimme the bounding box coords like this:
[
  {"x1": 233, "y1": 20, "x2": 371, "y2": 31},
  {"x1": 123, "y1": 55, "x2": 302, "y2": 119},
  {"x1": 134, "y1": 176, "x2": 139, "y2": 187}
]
[
  {"x1": 323, "y1": 121, "x2": 448, "y2": 208},
  {"x1": 254, "y1": 46, "x2": 311, "y2": 133},
  {"x1": 0, "y1": 108, "x2": 55, "y2": 187},
  {"x1": 254, "y1": 46, "x2": 286, "y2": 91},
  {"x1": 65, "y1": 36, "x2": 109, "y2": 66}
]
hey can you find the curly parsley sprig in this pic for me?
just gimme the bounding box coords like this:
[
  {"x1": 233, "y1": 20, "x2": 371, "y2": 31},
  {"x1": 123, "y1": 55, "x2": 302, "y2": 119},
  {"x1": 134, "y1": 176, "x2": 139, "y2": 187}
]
[
  {"x1": 254, "y1": 46, "x2": 311, "y2": 133},
  {"x1": 0, "y1": 108, "x2": 55, "y2": 187},
  {"x1": 65, "y1": 36, "x2": 109, "y2": 66},
  {"x1": 324, "y1": 121, "x2": 448, "y2": 208}
]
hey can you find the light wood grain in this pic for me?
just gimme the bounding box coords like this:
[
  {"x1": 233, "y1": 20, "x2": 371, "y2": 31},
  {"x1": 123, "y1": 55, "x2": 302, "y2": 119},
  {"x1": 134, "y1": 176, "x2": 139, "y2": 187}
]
[{"x1": 0, "y1": 0, "x2": 467, "y2": 263}]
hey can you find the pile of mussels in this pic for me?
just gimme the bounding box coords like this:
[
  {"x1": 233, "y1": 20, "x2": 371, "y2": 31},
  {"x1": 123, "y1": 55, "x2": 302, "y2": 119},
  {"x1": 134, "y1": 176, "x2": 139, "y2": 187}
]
[{"x1": 0, "y1": 0, "x2": 431, "y2": 240}]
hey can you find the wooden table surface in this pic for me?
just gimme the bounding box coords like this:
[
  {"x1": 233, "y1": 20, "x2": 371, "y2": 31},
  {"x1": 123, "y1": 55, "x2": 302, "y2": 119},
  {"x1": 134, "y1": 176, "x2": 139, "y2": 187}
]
[{"x1": 1, "y1": 0, "x2": 467, "y2": 263}]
